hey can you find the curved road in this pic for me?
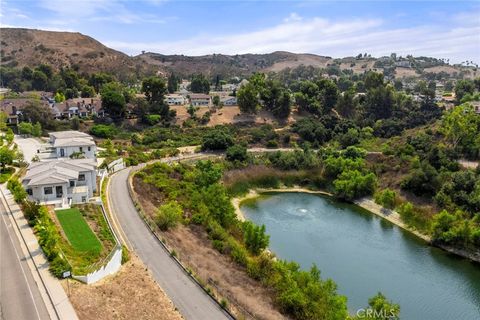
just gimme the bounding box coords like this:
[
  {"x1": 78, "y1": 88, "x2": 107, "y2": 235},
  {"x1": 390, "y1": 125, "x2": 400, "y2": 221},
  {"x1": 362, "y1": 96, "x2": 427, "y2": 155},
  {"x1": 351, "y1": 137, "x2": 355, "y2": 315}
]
[
  {"x1": 108, "y1": 167, "x2": 231, "y2": 320},
  {"x1": 0, "y1": 202, "x2": 50, "y2": 320}
]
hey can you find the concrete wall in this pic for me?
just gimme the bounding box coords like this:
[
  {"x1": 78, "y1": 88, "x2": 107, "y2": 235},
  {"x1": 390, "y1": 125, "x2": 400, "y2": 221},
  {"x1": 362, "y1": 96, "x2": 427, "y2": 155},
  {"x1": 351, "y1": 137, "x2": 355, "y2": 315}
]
[
  {"x1": 28, "y1": 183, "x2": 67, "y2": 203},
  {"x1": 72, "y1": 246, "x2": 122, "y2": 284},
  {"x1": 107, "y1": 158, "x2": 125, "y2": 173}
]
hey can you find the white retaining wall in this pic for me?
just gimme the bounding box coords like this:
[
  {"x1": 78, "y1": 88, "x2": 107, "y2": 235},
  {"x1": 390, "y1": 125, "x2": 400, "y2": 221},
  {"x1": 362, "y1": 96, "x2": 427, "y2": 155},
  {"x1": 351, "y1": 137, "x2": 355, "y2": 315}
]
[{"x1": 72, "y1": 246, "x2": 122, "y2": 284}]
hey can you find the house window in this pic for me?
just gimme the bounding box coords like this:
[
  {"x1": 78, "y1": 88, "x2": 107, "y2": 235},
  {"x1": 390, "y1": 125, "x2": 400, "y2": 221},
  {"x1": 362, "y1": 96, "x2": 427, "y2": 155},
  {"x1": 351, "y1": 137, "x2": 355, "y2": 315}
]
[
  {"x1": 60, "y1": 149, "x2": 65, "y2": 157},
  {"x1": 26, "y1": 189, "x2": 32, "y2": 196},
  {"x1": 78, "y1": 174, "x2": 85, "y2": 181},
  {"x1": 82, "y1": 196, "x2": 87, "y2": 202},
  {"x1": 44, "y1": 187, "x2": 53, "y2": 195},
  {"x1": 88, "y1": 147, "x2": 91, "y2": 151},
  {"x1": 69, "y1": 180, "x2": 75, "y2": 187},
  {"x1": 79, "y1": 147, "x2": 83, "y2": 152}
]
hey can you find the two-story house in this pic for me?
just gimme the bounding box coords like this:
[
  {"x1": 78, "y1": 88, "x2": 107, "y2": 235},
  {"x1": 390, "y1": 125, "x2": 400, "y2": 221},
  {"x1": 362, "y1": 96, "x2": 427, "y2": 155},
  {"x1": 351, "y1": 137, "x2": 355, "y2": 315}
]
[
  {"x1": 49, "y1": 131, "x2": 97, "y2": 160},
  {"x1": 190, "y1": 93, "x2": 211, "y2": 106},
  {"x1": 22, "y1": 158, "x2": 97, "y2": 208}
]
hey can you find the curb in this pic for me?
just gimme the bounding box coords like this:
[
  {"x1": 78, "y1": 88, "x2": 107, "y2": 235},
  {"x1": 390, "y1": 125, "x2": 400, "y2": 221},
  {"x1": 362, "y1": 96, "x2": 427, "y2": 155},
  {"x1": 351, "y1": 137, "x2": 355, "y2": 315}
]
[{"x1": 0, "y1": 186, "x2": 79, "y2": 320}]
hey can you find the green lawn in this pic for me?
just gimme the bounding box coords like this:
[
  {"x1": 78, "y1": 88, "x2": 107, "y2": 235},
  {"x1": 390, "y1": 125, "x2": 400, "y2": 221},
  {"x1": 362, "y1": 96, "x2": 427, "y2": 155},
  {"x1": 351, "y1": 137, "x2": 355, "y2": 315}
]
[{"x1": 56, "y1": 208, "x2": 102, "y2": 256}]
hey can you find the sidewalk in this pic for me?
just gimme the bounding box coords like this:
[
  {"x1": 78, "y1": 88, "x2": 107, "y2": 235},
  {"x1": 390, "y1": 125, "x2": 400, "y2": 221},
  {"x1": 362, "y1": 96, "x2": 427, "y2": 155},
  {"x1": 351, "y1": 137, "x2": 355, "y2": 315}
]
[{"x1": 0, "y1": 185, "x2": 78, "y2": 320}]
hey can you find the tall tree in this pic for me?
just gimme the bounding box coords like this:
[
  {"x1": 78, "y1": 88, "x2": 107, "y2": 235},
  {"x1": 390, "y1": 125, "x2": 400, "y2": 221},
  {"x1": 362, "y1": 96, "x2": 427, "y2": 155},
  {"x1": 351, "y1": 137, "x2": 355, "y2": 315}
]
[
  {"x1": 167, "y1": 73, "x2": 179, "y2": 93},
  {"x1": 190, "y1": 74, "x2": 210, "y2": 94},
  {"x1": 100, "y1": 82, "x2": 127, "y2": 120},
  {"x1": 237, "y1": 82, "x2": 259, "y2": 114}
]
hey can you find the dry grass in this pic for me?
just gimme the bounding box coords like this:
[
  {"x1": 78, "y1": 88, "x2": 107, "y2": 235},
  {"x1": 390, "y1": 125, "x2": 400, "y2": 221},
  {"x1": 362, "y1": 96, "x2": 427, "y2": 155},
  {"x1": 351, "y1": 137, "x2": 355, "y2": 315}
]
[
  {"x1": 133, "y1": 177, "x2": 287, "y2": 320},
  {"x1": 64, "y1": 255, "x2": 183, "y2": 320}
]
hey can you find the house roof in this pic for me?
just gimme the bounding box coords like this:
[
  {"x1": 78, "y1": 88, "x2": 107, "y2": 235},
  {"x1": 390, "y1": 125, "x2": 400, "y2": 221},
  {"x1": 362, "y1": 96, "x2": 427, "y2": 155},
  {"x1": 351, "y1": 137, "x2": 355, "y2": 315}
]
[
  {"x1": 23, "y1": 158, "x2": 96, "y2": 187},
  {"x1": 190, "y1": 94, "x2": 211, "y2": 100},
  {"x1": 49, "y1": 131, "x2": 96, "y2": 148}
]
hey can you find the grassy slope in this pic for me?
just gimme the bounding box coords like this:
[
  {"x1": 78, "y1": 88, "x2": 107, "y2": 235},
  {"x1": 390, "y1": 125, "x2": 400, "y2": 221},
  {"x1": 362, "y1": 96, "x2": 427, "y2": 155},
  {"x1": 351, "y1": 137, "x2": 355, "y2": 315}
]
[{"x1": 56, "y1": 208, "x2": 102, "y2": 255}]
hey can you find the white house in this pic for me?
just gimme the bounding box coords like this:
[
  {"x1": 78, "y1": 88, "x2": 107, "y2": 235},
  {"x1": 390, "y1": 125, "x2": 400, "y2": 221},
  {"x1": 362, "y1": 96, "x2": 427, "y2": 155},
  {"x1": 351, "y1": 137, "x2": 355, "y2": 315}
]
[
  {"x1": 221, "y1": 96, "x2": 237, "y2": 106},
  {"x1": 48, "y1": 131, "x2": 97, "y2": 160},
  {"x1": 190, "y1": 93, "x2": 211, "y2": 106},
  {"x1": 22, "y1": 158, "x2": 97, "y2": 208},
  {"x1": 165, "y1": 94, "x2": 186, "y2": 106}
]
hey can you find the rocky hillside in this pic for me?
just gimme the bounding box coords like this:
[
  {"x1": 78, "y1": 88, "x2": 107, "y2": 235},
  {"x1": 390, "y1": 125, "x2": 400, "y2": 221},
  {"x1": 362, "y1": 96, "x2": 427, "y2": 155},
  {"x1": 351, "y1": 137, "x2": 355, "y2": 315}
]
[{"x1": 1, "y1": 28, "x2": 477, "y2": 80}]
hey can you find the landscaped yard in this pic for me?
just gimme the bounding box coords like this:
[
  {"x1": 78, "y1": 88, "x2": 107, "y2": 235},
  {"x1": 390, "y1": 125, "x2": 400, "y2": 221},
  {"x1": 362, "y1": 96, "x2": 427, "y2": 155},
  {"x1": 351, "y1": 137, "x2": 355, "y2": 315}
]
[{"x1": 56, "y1": 208, "x2": 102, "y2": 256}]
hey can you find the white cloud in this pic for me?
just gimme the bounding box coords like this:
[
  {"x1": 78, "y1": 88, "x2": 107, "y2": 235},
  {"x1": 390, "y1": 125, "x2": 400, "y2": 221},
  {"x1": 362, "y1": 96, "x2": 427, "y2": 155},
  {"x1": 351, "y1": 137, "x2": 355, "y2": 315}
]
[{"x1": 105, "y1": 13, "x2": 479, "y2": 63}]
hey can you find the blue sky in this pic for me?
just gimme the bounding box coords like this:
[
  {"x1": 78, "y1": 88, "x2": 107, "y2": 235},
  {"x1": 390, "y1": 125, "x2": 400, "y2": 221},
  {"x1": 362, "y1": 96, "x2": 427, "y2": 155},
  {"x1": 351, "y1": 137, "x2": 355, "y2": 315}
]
[{"x1": 1, "y1": 1, "x2": 479, "y2": 63}]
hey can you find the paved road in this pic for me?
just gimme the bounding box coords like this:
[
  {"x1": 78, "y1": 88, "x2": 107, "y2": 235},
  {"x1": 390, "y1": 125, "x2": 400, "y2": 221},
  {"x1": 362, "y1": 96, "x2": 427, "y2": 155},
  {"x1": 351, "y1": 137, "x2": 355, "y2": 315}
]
[
  {"x1": 0, "y1": 202, "x2": 50, "y2": 320},
  {"x1": 109, "y1": 168, "x2": 231, "y2": 320}
]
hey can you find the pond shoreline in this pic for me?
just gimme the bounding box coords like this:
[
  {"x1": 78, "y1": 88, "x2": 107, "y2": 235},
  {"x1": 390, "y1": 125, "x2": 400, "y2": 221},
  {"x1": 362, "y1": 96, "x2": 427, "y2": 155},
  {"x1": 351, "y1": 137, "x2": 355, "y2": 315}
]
[{"x1": 232, "y1": 187, "x2": 480, "y2": 264}]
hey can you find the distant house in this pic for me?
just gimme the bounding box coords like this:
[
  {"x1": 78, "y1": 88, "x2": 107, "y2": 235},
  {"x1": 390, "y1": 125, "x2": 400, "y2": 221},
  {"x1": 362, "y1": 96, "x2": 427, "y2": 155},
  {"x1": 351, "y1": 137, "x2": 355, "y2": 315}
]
[
  {"x1": 22, "y1": 158, "x2": 97, "y2": 208},
  {"x1": 221, "y1": 96, "x2": 237, "y2": 106},
  {"x1": 190, "y1": 93, "x2": 211, "y2": 107},
  {"x1": 164, "y1": 94, "x2": 186, "y2": 106},
  {"x1": 471, "y1": 101, "x2": 480, "y2": 114},
  {"x1": 55, "y1": 98, "x2": 103, "y2": 119},
  {"x1": 395, "y1": 61, "x2": 411, "y2": 68},
  {"x1": 0, "y1": 98, "x2": 52, "y2": 125},
  {"x1": 221, "y1": 84, "x2": 237, "y2": 92},
  {"x1": 177, "y1": 88, "x2": 190, "y2": 97},
  {"x1": 49, "y1": 131, "x2": 97, "y2": 160}
]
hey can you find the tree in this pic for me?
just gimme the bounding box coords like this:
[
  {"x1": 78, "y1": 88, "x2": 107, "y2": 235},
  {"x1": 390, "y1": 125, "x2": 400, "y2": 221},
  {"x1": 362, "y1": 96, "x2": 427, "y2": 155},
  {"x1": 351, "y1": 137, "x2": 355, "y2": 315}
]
[
  {"x1": 333, "y1": 169, "x2": 377, "y2": 200},
  {"x1": 374, "y1": 189, "x2": 396, "y2": 209},
  {"x1": 335, "y1": 89, "x2": 357, "y2": 118},
  {"x1": 0, "y1": 147, "x2": 14, "y2": 169},
  {"x1": 18, "y1": 122, "x2": 33, "y2": 136},
  {"x1": 190, "y1": 74, "x2": 210, "y2": 94},
  {"x1": 201, "y1": 128, "x2": 234, "y2": 150},
  {"x1": 212, "y1": 95, "x2": 221, "y2": 108},
  {"x1": 21, "y1": 66, "x2": 33, "y2": 80},
  {"x1": 36, "y1": 64, "x2": 53, "y2": 79},
  {"x1": 364, "y1": 72, "x2": 384, "y2": 90},
  {"x1": 100, "y1": 82, "x2": 127, "y2": 119},
  {"x1": 32, "y1": 122, "x2": 42, "y2": 137},
  {"x1": 89, "y1": 72, "x2": 115, "y2": 92},
  {"x1": 441, "y1": 104, "x2": 480, "y2": 157},
  {"x1": 0, "y1": 112, "x2": 7, "y2": 131},
  {"x1": 20, "y1": 101, "x2": 54, "y2": 130},
  {"x1": 156, "y1": 200, "x2": 182, "y2": 230},
  {"x1": 261, "y1": 80, "x2": 292, "y2": 119},
  {"x1": 354, "y1": 292, "x2": 400, "y2": 320},
  {"x1": 237, "y1": 82, "x2": 259, "y2": 114},
  {"x1": 242, "y1": 221, "x2": 270, "y2": 255},
  {"x1": 81, "y1": 85, "x2": 95, "y2": 98},
  {"x1": 454, "y1": 79, "x2": 475, "y2": 104},
  {"x1": 54, "y1": 92, "x2": 66, "y2": 103},
  {"x1": 226, "y1": 144, "x2": 248, "y2": 162},
  {"x1": 364, "y1": 85, "x2": 394, "y2": 120},
  {"x1": 142, "y1": 76, "x2": 168, "y2": 104},
  {"x1": 167, "y1": 73, "x2": 179, "y2": 93},
  {"x1": 32, "y1": 70, "x2": 48, "y2": 90}
]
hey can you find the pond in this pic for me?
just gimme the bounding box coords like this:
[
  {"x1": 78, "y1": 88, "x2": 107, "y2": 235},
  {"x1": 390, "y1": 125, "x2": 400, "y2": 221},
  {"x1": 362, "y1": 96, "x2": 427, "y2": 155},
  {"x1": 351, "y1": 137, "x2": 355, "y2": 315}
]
[{"x1": 240, "y1": 192, "x2": 480, "y2": 320}]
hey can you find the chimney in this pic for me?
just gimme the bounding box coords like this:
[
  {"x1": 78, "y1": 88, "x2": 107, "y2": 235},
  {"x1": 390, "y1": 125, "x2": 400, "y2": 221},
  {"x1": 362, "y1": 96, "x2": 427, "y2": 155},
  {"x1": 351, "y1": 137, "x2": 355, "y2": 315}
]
[{"x1": 12, "y1": 106, "x2": 17, "y2": 115}]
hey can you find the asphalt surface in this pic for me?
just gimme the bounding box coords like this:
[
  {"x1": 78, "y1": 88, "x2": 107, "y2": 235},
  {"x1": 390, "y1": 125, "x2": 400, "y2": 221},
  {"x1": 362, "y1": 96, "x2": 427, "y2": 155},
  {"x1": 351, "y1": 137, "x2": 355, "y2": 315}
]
[
  {"x1": 109, "y1": 168, "x2": 231, "y2": 320},
  {"x1": 0, "y1": 202, "x2": 50, "y2": 320}
]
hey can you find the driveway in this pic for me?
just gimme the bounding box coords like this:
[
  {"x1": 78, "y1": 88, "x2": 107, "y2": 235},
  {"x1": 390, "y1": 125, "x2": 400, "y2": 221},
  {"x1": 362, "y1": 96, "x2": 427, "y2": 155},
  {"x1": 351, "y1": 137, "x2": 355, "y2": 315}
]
[
  {"x1": 108, "y1": 168, "x2": 231, "y2": 320},
  {"x1": 13, "y1": 136, "x2": 44, "y2": 163}
]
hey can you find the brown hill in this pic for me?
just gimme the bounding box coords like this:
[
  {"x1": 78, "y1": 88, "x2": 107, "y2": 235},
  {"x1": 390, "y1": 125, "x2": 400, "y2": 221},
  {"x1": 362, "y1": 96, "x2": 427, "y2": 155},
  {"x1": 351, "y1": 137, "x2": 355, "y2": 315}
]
[
  {"x1": 1, "y1": 28, "x2": 476, "y2": 80},
  {"x1": 0, "y1": 28, "x2": 152, "y2": 79}
]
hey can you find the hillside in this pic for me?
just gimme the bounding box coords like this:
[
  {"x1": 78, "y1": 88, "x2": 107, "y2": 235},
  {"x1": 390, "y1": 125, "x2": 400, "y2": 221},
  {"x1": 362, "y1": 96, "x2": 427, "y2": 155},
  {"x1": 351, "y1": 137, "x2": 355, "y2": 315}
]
[
  {"x1": 1, "y1": 28, "x2": 477, "y2": 80},
  {"x1": 0, "y1": 28, "x2": 152, "y2": 79}
]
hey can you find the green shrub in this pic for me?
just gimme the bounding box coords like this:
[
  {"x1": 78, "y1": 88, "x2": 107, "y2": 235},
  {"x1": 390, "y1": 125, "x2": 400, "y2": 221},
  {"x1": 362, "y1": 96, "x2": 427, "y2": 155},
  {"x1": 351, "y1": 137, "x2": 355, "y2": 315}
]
[
  {"x1": 121, "y1": 245, "x2": 130, "y2": 264},
  {"x1": 374, "y1": 188, "x2": 396, "y2": 209},
  {"x1": 156, "y1": 200, "x2": 183, "y2": 230},
  {"x1": 7, "y1": 178, "x2": 27, "y2": 203},
  {"x1": 90, "y1": 124, "x2": 117, "y2": 138},
  {"x1": 49, "y1": 256, "x2": 71, "y2": 278}
]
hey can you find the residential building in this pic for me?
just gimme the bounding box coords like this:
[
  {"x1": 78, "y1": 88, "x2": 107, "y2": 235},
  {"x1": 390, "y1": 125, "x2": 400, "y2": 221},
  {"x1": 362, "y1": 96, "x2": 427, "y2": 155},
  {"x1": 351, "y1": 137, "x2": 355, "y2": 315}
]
[
  {"x1": 221, "y1": 96, "x2": 237, "y2": 106},
  {"x1": 165, "y1": 94, "x2": 186, "y2": 106},
  {"x1": 48, "y1": 131, "x2": 97, "y2": 160},
  {"x1": 22, "y1": 158, "x2": 97, "y2": 208},
  {"x1": 190, "y1": 93, "x2": 211, "y2": 106},
  {"x1": 55, "y1": 98, "x2": 104, "y2": 119}
]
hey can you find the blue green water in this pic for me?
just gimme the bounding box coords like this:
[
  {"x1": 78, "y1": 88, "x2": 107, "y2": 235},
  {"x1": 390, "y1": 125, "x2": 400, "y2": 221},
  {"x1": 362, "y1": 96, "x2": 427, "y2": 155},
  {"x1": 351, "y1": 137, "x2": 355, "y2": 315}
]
[{"x1": 240, "y1": 192, "x2": 480, "y2": 320}]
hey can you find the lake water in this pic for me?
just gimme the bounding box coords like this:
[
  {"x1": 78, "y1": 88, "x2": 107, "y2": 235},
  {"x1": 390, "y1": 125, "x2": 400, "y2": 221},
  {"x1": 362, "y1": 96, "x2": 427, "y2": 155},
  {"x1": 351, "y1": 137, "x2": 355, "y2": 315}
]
[{"x1": 240, "y1": 192, "x2": 480, "y2": 320}]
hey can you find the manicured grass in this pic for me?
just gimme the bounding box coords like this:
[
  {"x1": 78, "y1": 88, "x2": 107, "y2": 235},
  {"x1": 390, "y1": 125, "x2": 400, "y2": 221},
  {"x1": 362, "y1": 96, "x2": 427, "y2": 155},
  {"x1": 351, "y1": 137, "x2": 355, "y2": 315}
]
[{"x1": 56, "y1": 208, "x2": 102, "y2": 256}]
